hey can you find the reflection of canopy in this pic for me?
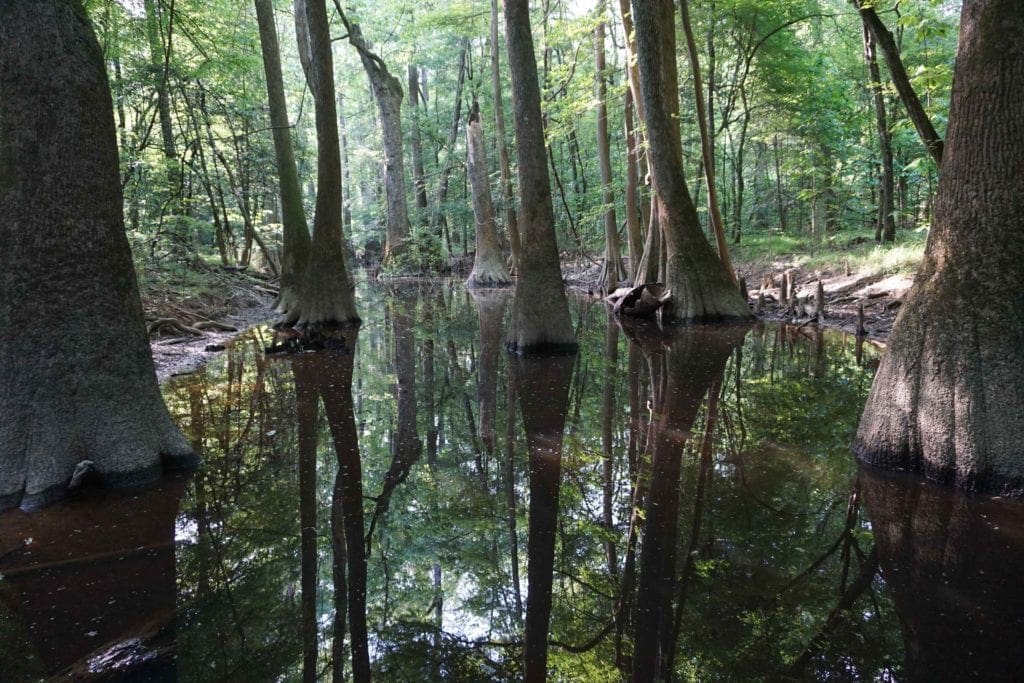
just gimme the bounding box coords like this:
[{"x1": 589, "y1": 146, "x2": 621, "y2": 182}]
[
  {"x1": 0, "y1": 475, "x2": 189, "y2": 678},
  {"x1": 862, "y1": 467, "x2": 1024, "y2": 680}
]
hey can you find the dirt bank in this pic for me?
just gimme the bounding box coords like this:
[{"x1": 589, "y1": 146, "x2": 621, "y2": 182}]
[
  {"x1": 142, "y1": 268, "x2": 275, "y2": 382},
  {"x1": 564, "y1": 255, "x2": 912, "y2": 343}
]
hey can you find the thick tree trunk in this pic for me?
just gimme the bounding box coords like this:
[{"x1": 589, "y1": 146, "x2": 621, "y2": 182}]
[
  {"x1": 863, "y1": 23, "x2": 896, "y2": 244},
  {"x1": 503, "y1": 0, "x2": 577, "y2": 353},
  {"x1": 466, "y1": 106, "x2": 512, "y2": 288},
  {"x1": 630, "y1": 0, "x2": 751, "y2": 321},
  {"x1": 255, "y1": 0, "x2": 311, "y2": 317},
  {"x1": 595, "y1": 21, "x2": 625, "y2": 290},
  {"x1": 854, "y1": 1, "x2": 944, "y2": 166},
  {"x1": 854, "y1": 0, "x2": 1024, "y2": 496},
  {"x1": 490, "y1": 0, "x2": 522, "y2": 274},
  {"x1": 287, "y1": 0, "x2": 359, "y2": 327},
  {"x1": 0, "y1": 0, "x2": 195, "y2": 510}
]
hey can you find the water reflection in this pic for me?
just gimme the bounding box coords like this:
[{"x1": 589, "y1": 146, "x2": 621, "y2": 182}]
[
  {"x1": 0, "y1": 476, "x2": 187, "y2": 679},
  {"x1": 1, "y1": 282, "x2": 1023, "y2": 680},
  {"x1": 861, "y1": 467, "x2": 1024, "y2": 681},
  {"x1": 511, "y1": 352, "x2": 575, "y2": 681}
]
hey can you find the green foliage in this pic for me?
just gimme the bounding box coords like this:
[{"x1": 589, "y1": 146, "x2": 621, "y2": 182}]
[{"x1": 382, "y1": 225, "x2": 446, "y2": 275}]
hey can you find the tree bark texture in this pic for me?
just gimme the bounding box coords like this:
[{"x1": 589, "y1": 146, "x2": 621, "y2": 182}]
[
  {"x1": 466, "y1": 106, "x2": 512, "y2": 288},
  {"x1": 595, "y1": 21, "x2": 625, "y2": 290},
  {"x1": 503, "y1": 0, "x2": 577, "y2": 353},
  {"x1": 0, "y1": 0, "x2": 195, "y2": 510},
  {"x1": 863, "y1": 22, "x2": 896, "y2": 244},
  {"x1": 337, "y1": 6, "x2": 412, "y2": 262},
  {"x1": 679, "y1": 0, "x2": 736, "y2": 284},
  {"x1": 629, "y1": 0, "x2": 751, "y2": 321},
  {"x1": 854, "y1": 0, "x2": 1024, "y2": 495},
  {"x1": 255, "y1": 0, "x2": 311, "y2": 317},
  {"x1": 491, "y1": 0, "x2": 522, "y2": 273},
  {"x1": 288, "y1": 0, "x2": 359, "y2": 327}
]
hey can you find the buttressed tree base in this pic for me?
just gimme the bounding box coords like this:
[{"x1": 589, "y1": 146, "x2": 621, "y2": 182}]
[{"x1": 0, "y1": 0, "x2": 196, "y2": 511}]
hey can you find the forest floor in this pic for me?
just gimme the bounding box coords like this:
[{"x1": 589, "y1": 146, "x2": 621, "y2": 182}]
[
  {"x1": 565, "y1": 228, "x2": 926, "y2": 343},
  {"x1": 142, "y1": 228, "x2": 924, "y2": 381},
  {"x1": 140, "y1": 264, "x2": 275, "y2": 382}
]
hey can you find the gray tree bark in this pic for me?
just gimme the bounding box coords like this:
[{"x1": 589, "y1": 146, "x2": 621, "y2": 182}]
[
  {"x1": 503, "y1": 0, "x2": 577, "y2": 353},
  {"x1": 336, "y1": 5, "x2": 413, "y2": 264},
  {"x1": 854, "y1": 0, "x2": 1024, "y2": 496},
  {"x1": 490, "y1": 0, "x2": 522, "y2": 274},
  {"x1": 630, "y1": 0, "x2": 751, "y2": 321},
  {"x1": 0, "y1": 0, "x2": 195, "y2": 511},
  {"x1": 255, "y1": 0, "x2": 311, "y2": 318},
  {"x1": 595, "y1": 20, "x2": 626, "y2": 290},
  {"x1": 287, "y1": 0, "x2": 359, "y2": 327},
  {"x1": 466, "y1": 105, "x2": 512, "y2": 288}
]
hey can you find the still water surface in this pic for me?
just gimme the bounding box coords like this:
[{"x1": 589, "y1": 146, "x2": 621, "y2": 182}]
[{"x1": 1, "y1": 281, "x2": 1023, "y2": 681}]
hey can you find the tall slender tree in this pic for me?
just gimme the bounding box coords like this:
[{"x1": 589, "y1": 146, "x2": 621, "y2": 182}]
[
  {"x1": 503, "y1": 0, "x2": 577, "y2": 353},
  {"x1": 336, "y1": 4, "x2": 413, "y2": 264},
  {"x1": 853, "y1": 0, "x2": 944, "y2": 165},
  {"x1": 679, "y1": 0, "x2": 736, "y2": 283},
  {"x1": 862, "y1": 21, "x2": 896, "y2": 243},
  {"x1": 0, "y1": 0, "x2": 196, "y2": 510},
  {"x1": 490, "y1": 0, "x2": 522, "y2": 274},
  {"x1": 255, "y1": 0, "x2": 311, "y2": 318},
  {"x1": 854, "y1": 0, "x2": 1024, "y2": 495},
  {"x1": 595, "y1": 19, "x2": 626, "y2": 289}
]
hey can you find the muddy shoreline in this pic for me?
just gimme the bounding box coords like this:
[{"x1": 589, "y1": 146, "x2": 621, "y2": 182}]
[
  {"x1": 151, "y1": 259, "x2": 905, "y2": 382},
  {"x1": 152, "y1": 302, "x2": 274, "y2": 382}
]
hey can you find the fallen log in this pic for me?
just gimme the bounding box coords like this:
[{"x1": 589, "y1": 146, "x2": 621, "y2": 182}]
[{"x1": 605, "y1": 283, "x2": 672, "y2": 317}]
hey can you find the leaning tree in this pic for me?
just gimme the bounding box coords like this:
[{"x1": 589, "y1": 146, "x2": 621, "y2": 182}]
[
  {"x1": 854, "y1": 0, "x2": 1024, "y2": 495},
  {"x1": 0, "y1": 0, "x2": 196, "y2": 510}
]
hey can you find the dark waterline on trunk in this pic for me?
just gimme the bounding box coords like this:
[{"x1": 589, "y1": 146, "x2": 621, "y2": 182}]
[{"x1": 1, "y1": 280, "x2": 1022, "y2": 680}]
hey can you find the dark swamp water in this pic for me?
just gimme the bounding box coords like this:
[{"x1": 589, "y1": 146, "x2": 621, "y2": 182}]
[{"x1": 2, "y1": 281, "x2": 1023, "y2": 682}]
